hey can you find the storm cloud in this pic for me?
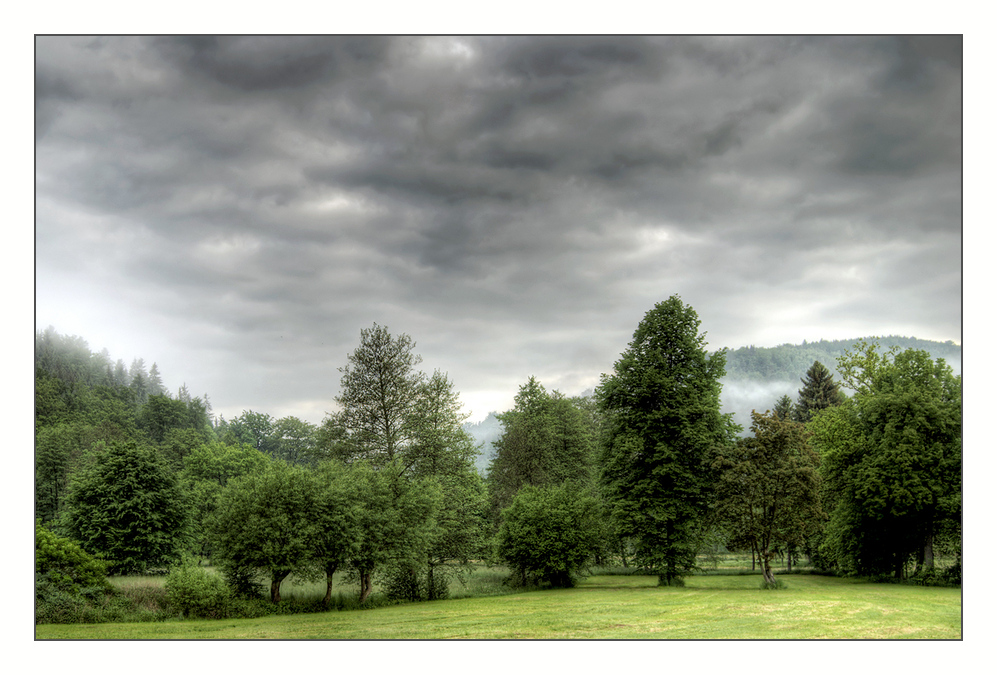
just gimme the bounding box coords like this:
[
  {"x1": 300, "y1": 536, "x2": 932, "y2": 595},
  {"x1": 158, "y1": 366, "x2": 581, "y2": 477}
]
[{"x1": 35, "y1": 36, "x2": 962, "y2": 423}]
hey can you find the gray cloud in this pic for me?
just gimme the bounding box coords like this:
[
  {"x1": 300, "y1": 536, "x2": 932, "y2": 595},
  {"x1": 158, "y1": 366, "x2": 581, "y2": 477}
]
[{"x1": 35, "y1": 36, "x2": 962, "y2": 423}]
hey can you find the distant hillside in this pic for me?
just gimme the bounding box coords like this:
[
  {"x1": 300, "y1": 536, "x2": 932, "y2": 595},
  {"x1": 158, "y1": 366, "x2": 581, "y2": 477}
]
[
  {"x1": 720, "y1": 335, "x2": 961, "y2": 434},
  {"x1": 723, "y1": 335, "x2": 961, "y2": 382}
]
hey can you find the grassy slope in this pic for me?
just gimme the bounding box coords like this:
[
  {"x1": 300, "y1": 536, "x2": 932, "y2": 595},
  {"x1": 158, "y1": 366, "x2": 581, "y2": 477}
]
[{"x1": 36, "y1": 574, "x2": 961, "y2": 640}]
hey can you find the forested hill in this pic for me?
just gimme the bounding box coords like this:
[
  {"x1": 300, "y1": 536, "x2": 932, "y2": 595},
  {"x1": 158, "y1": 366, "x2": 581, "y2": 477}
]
[
  {"x1": 719, "y1": 335, "x2": 960, "y2": 435},
  {"x1": 723, "y1": 335, "x2": 961, "y2": 382}
]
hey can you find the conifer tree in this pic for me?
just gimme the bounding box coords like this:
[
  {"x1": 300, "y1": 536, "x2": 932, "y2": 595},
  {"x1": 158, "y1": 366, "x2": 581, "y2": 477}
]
[{"x1": 793, "y1": 361, "x2": 845, "y2": 423}]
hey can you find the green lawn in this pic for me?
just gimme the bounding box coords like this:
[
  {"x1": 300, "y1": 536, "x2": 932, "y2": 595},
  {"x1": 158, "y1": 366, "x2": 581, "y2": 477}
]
[{"x1": 36, "y1": 574, "x2": 961, "y2": 639}]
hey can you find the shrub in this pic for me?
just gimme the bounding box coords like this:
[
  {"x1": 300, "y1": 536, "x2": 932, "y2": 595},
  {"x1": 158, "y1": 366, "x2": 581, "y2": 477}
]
[
  {"x1": 495, "y1": 482, "x2": 602, "y2": 589},
  {"x1": 164, "y1": 559, "x2": 234, "y2": 619},
  {"x1": 35, "y1": 520, "x2": 110, "y2": 591}
]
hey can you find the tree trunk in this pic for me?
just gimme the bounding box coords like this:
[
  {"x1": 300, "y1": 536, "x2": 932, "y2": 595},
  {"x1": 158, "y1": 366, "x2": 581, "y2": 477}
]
[
  {"x1": 760, "y1": 550, "x2": 776, "y2": 585},
  {"x1": 270, "y1": 571, "x2": 289, "y2": 603},
  {"x1": 358, "y1": 569, "x2": 373, "y2": 603},
  {"x1": 427, "y1": 563, "x2": 436, "y2": 601},
  {"x1": 787, "y1": 544, "x2": 793, "y2": 573},
  {"x1": 323, "y1": 563, "x2": 338, "y2": 605},
  {"x1": 923, "y1": 526, "x2": 935, "y2": 571}
]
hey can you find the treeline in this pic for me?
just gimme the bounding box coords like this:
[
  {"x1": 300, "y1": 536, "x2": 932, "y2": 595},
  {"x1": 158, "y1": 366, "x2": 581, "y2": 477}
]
[
  {"x1": 35, "y1": 298, "x2": 962, "y2": 623},
  {"x1": 724, "y1": 336, "x2": 961, "y2": 382}
]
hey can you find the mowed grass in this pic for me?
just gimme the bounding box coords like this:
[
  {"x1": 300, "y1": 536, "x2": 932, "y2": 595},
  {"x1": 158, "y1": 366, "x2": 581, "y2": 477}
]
[{"x1": 36, "y1": 573, "x2": 960, "y2": 639}]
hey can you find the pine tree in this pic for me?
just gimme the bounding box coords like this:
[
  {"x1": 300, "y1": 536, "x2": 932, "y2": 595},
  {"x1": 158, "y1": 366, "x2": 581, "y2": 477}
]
[{"x1": 793, "y1": 361, "x2": 845, "y2": 423}]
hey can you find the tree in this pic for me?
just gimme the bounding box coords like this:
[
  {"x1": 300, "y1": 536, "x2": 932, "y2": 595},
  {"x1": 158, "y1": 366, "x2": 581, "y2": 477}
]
[
  {"x1": 227, "y1": 411, "x2": 277, "y2": 456},
  {"x1": 308, "y1": 461, "x2": 360, "y2": 605},
  {"x1": 773, "y1": 394, "x2": 794, "y2": 421},
  {"x1": 180, "y1": 441, "x2": 270, "y2": 560},
  {"x1": 810, "y1": 343, "x2": 961, "y2": 579},
  {"x1": 403, "y1": 370, "x2": 488, "y2": 599},
  {"x1": 713, "y1": 411, "x2": 822, "y2": 586},
  {"x1": 61, "y1": 440, "x2": 190, "y2": 574},
  {"x1": 597, "y1": 296, "x2": 736, "y2": 585},
  {"x1": 333, "y1": 323, "x2": 424, "y2": 466},
  {"x1": 210, "y1": 459, "x2": 316, "y2": 603},
  {"x1": 486, "y1": 377, "x2": 595, "y2": 524},
  {"x1": 272, "y1": 416, "x2": 318, "y2": 465},
  {"x1": 494, "y1": 482, "x2": 602, "y2": 588},
  {"x1": 345, "y1": 461, "x2": 440, "y2": 602},
  {"x1": 793, "y1": 361, "x2": 845, "y2": 423}
]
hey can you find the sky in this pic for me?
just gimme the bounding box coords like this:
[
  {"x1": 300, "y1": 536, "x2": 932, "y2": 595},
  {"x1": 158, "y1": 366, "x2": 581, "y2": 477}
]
[{"x1": 34, "y1": 35, "x2": 963, "y2": 425}]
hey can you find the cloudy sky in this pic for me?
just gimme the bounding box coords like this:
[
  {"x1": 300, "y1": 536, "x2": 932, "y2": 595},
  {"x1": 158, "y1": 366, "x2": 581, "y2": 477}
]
[{"x1": 35, "y1": 35, "x2": 962, "y2": 424}]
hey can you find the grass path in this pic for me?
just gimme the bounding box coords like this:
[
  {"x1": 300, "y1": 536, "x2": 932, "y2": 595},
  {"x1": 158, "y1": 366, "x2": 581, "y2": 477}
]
[{"x1": 36, "y1": 574, "x2": 961, "y2": 639}]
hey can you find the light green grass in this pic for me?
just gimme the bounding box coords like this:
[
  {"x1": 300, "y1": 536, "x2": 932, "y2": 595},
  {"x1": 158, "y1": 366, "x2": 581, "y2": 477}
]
[{"x1": 36, "y1": 573, "x2": 960, "y2": 639}]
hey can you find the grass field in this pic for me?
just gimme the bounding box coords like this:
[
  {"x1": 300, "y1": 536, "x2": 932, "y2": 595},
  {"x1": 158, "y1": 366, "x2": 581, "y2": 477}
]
[{"x1": 35, "y1": 573, "x2": 961, "y2": 639}]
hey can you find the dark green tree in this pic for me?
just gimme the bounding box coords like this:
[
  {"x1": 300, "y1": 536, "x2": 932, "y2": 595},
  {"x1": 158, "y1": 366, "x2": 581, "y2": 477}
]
[
  {"x1": 713, "y1": 411, "x2": 822, "y2": 587},
  {"x1": 60, "y1": 440, "x2": 190, "y2": 574},
  {"x1": 810, "y1": 342, "x2": 961, "y2": 579},
  {"x1": 597, "y1": 296, "x2": 737, "y2": 586},
  {"x1": 773, "y1": 394, "x2": 794, "y2": 421},
  {"x1": 494, "y1": 482, "x2": 602, "y2": 588},
  {"x1": 793, "y1": 361, "x2": 845, "y2": 423}
]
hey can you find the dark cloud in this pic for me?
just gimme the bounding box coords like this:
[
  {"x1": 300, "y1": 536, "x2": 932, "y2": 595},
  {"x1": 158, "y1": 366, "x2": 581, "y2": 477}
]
[{"x1": 35, "y1": 35, "x2": 962, "y2": 423}]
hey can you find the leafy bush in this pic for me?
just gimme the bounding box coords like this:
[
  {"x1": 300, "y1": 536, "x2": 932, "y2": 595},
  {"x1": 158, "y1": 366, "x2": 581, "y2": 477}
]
[
  {"x1": 35, "y1": 520, "x2": 110, "y2": 591},
  {"x1": 495, "y1": 483, "x2": 602, "y2": 588},
  {"x1": 164, "y1": 559, "x2": 234, "y2": 619}
]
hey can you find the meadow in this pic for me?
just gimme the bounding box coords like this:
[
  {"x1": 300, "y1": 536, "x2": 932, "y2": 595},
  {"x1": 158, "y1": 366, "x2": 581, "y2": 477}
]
[{"x1": 35, "y1": 571, "x2": 961, "y2": 639}]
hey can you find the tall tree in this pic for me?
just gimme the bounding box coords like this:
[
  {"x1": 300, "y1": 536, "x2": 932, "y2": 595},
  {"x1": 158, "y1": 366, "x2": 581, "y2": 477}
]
[
  {"x1": 793, "y1": 361, "x2": 845, "y2": 423},
  {"x1": 333, "y1": 323, "x2": 424, "y2": 466},
  {"x1": 810, "y1": 343, "x2": 961, "y2": 579},
  {"x1": 597, "y1": 296, "x2": 736, "y2": 586},
  {"x1": 713, "y1": 411, "x2": 822, "y2": 586},
  {"x1": 398, "y1": 370, "x2": 487, "y2": 599}
]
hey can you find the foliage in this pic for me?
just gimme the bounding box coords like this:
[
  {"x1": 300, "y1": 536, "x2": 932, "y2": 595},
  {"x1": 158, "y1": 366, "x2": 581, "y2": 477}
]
[
  {"x1": 810, "y1": 343, "x2": 961, "y2": 578},
  {"x1": 36, "y1": 520, "x2": 110, "y2": 591},
  {"x1": 486, "y1": 377, "x2": 596, "y2": 524},
  {"x1": 306, "y1": 460, "x2": 361, "y2": 604},
  {"x1": 209, "y1": 460, "x2": 316, "y2": 603},
  {"x1": 598, "y1": 296, "x2": 737, "y2": 585},
  {"x1": 712, "y1": 411, "x2": 822, "y2": 586},
  {"x1": 724, "y1": 335, "x2": 961, "y2": 382},
  {"x1": 793, "y1": 361, "x2": 845, "y2": 423},
  {"x1": 164, "y1": 558, "x2": 235, "y2": 619},
  {"x1": 346, "y1": 461, "x2": 441, "y2": 602},
  {"x1": 332, "y1": 323, "x2": 424, "y2": 465},
  {"x1": 60, "y1": 440, "x2": 191, "y2": 574},
  {"x1": 494, "y1": 482, "x2": 602, "y2": 588}
]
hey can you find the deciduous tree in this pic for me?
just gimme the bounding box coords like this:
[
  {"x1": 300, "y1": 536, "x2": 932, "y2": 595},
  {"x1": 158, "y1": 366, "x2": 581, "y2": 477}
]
[
  {"x1": 713, "y1": 411, "x2": 822, "y2": 586},
  {"x1": 597, "y1": 296, "x2": 736, "y2": 585},
  {"x1": 810, "y1": 343, "x2": 961, "y2": 578}
]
